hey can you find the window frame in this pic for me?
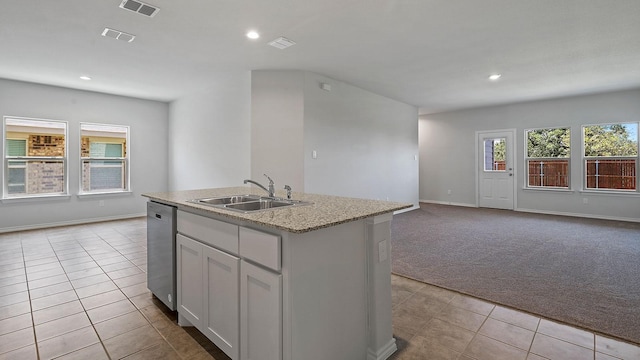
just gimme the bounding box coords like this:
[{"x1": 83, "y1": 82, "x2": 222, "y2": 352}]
[
  {"x1": 79, "y1": 122, "x2": 130, "y2": 195},
  {"x1": 2, "y1": 116, "x2": 69, "y2": 199},
  {"x1": 524, "y1": 126, "x2": 571, "y2": 190},
  {"x1": 582, "y1": 122, "x2": 639, "y2": 193}
]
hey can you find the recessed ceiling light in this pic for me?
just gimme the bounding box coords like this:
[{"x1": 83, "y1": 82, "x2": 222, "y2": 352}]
[
  {"x1": 489, "y1": 74, "x2": 502, "y2": 81},
  {"x1": 80, "y1": 76, "x2": 92, "y2": 81},
  {"x1": 246, "y1": 31, "x2": 260, "y2": 40}
]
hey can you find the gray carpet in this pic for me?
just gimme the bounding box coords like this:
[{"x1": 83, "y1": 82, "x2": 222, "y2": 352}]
[{"x1": 390, "y1": 203, "x2": 640, "y2": 345}]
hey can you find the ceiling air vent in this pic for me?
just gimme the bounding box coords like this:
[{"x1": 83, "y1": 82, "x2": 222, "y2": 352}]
[
  {"x1": 268, "y1": 37, "x2": 296, "y2": 50},
  {"x1": 119, "y1": 0, "x2": 159, "y2": 17},
  {"x1": 102, "y1": 28, "x2": 136, "y2": 43}
]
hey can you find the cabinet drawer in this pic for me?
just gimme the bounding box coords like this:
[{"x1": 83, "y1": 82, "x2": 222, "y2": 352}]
[
  {"x1": 178, "y1": 210, "x2": 239, "y2": 254},
  {"x1": 239, "y1": 227, "x2": 281, "y2": 272}
]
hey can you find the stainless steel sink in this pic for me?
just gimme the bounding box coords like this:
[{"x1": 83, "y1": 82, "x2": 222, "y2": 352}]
[
  {"x1": 189, "y1": 195, "x2": 311, "y2": 213},
  {"x1": 225, "y1": 199, "x2": 294, "y2": 211},
  {"x1": 191, "y1": 195, "x2": 260, "y2": 205}
]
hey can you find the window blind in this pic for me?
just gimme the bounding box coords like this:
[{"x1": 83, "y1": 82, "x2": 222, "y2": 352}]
[{"x1": 6, "y1": 139, "x2": 26, "y2": 156}]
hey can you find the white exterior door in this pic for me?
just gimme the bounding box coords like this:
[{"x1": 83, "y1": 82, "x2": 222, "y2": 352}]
[{"x1": 477, "y1": 130, "x2": 515, "y2": 210}]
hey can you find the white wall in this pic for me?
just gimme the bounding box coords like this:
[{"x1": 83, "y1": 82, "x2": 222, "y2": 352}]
[
  {"x1": 168, "y1": 72, "x2": 251, "y2": 191},
  {"x1": 251, "y1": 71, "x2": 304, "y2": 191},
  {"x1": 303, "y1": 73, "x2": 419, "y2": 206},
  {"x1": 251, "y1": 70, "x2": 419, "y2": 206},
  {"x1": 420, "y1": 88, "x2": 640, "y2": 221},
  {"x1": 0, "y1": 78, "x2": 169, "y2": 232}
]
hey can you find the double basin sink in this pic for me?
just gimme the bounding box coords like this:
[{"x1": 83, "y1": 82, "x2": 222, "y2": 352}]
[{"x1": 189, "y1": 195, "x2": 311, "y2": 213}]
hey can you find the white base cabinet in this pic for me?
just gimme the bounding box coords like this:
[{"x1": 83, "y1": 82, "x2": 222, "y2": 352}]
[
  {"x1": 240, "y1": 260, "x2": 282, "y2": 360},
  {"x1": 174, "y1": 209, "x2": 395, "y2": 360},
  {"x1": 176, "y1": 234, "x2": 204, "y2": 328},
  {"x1": 203, "y1": 245, "x2": 240, "y2": 359},
  {"x1": 176, "y1": 233, "x2": 240, "y2": 359}
]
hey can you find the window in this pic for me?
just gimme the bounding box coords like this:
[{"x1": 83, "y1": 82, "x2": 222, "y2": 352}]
[
  {"x1": 484, "y1": 138, "x2": 506, "y2": 171},
  {"x1": 3, "y1": 117, "x2": 67, "y2": 198},
  {"x1": 583, "y1": 123, "x2": 638, "y2": 191},
  {"x1": 6, "y1": 139, "x2": 27, "y2": 194},
  {"x1": 80, "y1": 123, "x2": 129, "y2": 193},
  {"x1": 526, "y1": 127, "x2": 570, "y2": 188}
]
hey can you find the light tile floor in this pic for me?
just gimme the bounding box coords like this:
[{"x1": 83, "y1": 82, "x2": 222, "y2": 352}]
[
  {"x1": 389, "y1": 274, "x2": 640, "y2": 360},
  {"x1": 1, "y1": 218, "x2": 639, "y2": 359}
]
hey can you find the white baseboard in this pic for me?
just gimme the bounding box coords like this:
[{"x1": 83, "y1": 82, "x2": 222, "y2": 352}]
[
  {"x1": 417, "y1": 201, "x2": 639, "y2": 223},
  {"x1": 0, "y1": 213, "x2": 147, "y2": 234},
  {"x1": 394, "y1": 204, "x2": 421, "y2": 214},
  {"x1": 515, "y1": 208, "x2": 640, "y2": 223},
  {"x1": 367, "y1": 338, "x2": 397, "y2": 360},
  {"x1": 419, "y1": 199, "x2": 477, "y2": 208}
]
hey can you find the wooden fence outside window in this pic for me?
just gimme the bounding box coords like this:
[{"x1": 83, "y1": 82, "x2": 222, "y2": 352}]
[
  {"x1": 528, "y1": 159, "x2": 570, "y2": 188},
  {"x1": 516, "y1": 159, "x2": 637, "y2": 190},
  {"x1": 586, "y1": 159, "x2": 636, "y2": 190}
]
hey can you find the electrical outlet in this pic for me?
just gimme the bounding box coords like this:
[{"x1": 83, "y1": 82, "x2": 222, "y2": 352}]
[
  {"x1": 99, "y1": 200, "x2": 104, "y2": 207},
  {"x1": 583, "y1": 198, "x2": 588, "y2": 204},
  {"x1": 447, "y1": 189, "x2": 452, "y2": 195}
]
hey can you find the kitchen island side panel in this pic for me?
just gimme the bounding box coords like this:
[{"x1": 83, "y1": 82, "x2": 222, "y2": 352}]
[{"x1": 282, "y1": 220, "x2": 368, "y2": 360}]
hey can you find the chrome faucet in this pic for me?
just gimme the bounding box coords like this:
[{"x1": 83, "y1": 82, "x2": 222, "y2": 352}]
[
  {"x1": 284, "y1": 185, "x2": 292, "y2": 199},
  {"x1": 244, "y1": 174, "x2": 275, "y2": 198}
]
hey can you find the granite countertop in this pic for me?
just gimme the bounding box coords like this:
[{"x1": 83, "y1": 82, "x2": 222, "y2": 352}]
[{"x1": 142, "y1": 187, "x2": 412, "y2": 233}]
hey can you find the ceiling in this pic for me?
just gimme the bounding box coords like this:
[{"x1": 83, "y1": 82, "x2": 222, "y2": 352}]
[{"x1": 2, "y1": 0, "x2": 639, "y2": 115}]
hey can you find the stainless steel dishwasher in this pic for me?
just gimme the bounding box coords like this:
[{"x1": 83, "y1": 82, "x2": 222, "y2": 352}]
[{"x1": 147, "y1": 201, "x2": 177, "y2": 311}]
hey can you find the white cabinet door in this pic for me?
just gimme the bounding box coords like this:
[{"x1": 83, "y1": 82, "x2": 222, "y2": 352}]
[
  {"x1": 240, "y1": 261, "x2": 282, "y2": 360},
  {"x1": 203, "y1": 245, "x2": 240, "y2": 359},
  {"x1": 176, "y1": 234, "x2": 203, "y2": 328}
]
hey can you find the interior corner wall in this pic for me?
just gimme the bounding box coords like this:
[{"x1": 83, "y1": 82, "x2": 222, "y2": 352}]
[
  {"x1": 0, "y1": 78, "x2": 169, "y2": 232},
  {"x1": 168, "y1": 72, "x2": 251, "y2": 191},
  {"x1": 250, "y1": 70, "x2": 305, "y2": 191},
  {"x1": 419, "y1": 88, "x2": 640, "y2": 221},
  {"x1": 302, "y1": 72, "x2": 419, "y2": 207}
]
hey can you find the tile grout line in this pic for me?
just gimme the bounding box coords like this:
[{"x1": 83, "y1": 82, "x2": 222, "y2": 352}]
[
  {"x1": 525, "y1": 316, "x2": 542, "y2": 357},
  {"x1": 51, "y1": 230, "x2": 110, "y2": 360},
  {"x1": 456, "y1": 309, "x2": 491, "y2": 360},
  {"x1": 49, "y1": 223, "x2": 156, "y2": 359},
  {"x1": 65, "y1": 227, "x2": 137, "y2": 360},
  {"x1": 0, "y1": 225, "x2": 140, "y2": 359},
  {"x1": 21, "y1": 235, "x2": 41, "y2": 360},
  {"x1": 46, "y1": 228, "x2": 112, "y2": 360},
  {"x1": 470, "y1": 307, "x2": 537, "y2": 358}
]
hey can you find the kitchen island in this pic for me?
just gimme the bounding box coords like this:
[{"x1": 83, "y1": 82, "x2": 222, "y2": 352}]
[{"x1": 143, "y1": 187, "x2": 411, "y2": 360}]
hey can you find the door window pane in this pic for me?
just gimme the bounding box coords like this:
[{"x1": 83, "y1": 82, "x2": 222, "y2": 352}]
[{"x1": 484, "y1": 138, "x2": 506, "y2": 171}]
